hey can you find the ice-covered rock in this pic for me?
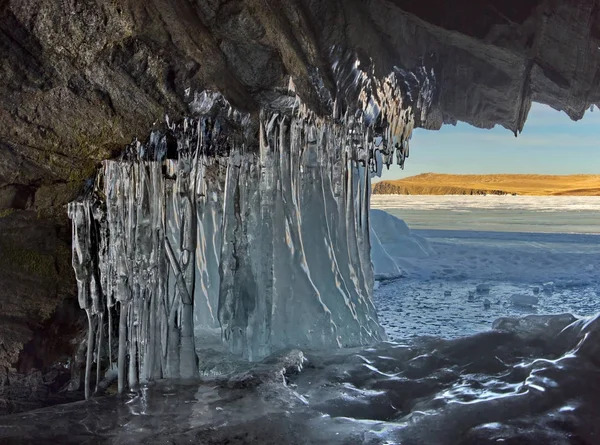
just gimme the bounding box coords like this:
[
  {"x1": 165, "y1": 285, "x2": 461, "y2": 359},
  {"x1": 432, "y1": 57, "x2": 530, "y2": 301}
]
[
  {"x1": 510, "y1": 294, "x2": 539, "y2": 307},
  {"x1": 476, "y1": 283, "x2": 491, "y2": 293},
  {"x1": 370, "y1": 209, "x2": 434, "y2": 258},
  {"x1": 370, "y1": 209, "x2": 411, "y2": 239},
  {"x1": 5, "y1": 312, "x2": 600, "y2": 445},
  {"x1": 492, "y1": 313, "x2": 577, "y2": 341}
]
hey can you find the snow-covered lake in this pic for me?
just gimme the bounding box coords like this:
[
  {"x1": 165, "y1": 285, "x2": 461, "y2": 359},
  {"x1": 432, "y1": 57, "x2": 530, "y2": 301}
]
[
  {"x1": 371, "y1": 195, "x2": 600, "y2": 340},
  {"x1": 372, "y1": 195, "x2": 600, "y2": 233}
]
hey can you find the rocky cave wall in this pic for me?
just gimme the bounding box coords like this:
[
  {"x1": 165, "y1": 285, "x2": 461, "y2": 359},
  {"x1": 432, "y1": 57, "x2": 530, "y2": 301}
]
[{"x1": 1, "y1": 0, "x2": 599, "y2": 412}]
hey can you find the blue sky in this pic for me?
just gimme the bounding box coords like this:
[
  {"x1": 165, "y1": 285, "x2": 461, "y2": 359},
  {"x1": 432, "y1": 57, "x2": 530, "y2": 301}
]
[{"x1": 375, "y1": 103, "x2": 600, "y2": 181}]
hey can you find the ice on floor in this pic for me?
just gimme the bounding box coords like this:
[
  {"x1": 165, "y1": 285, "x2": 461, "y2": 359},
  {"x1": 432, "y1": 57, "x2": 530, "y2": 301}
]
[
  {"x1": 543, "y1": 282, "x2": 555, "y2": 293},
  {"x1": 371, "y1": 195, "x2": 600, "y2": 284},
  {"x1": 375, "y1": 229, "x2": 600, "y2": 285},
  {"x1": 3, "y1": 312, "x2": 600, "y2": 445}
]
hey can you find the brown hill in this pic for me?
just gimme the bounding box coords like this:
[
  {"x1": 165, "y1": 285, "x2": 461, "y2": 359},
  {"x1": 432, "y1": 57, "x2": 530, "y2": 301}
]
[{"x1": 372, "y1": 174, "x2": 600, "y2": 196}]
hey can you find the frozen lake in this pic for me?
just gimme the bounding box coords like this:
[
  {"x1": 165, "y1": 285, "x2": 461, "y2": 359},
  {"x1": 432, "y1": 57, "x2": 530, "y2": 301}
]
[
  {"x1": 371, "y1": 195, "x2": 600, "y2": 340},
  {"x1": 371, "y1": 195, "x2": 600, "y2": 234}
]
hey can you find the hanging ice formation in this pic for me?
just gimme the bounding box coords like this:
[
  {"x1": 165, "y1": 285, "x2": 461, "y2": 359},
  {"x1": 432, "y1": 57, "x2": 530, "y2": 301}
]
[{"x1": 68, "y1": 56, "x2": 435, "y2": 397}]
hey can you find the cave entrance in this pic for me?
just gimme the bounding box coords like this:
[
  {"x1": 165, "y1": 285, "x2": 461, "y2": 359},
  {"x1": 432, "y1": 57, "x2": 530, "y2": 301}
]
[{"x1": 370, "y1": 103, "x2": 600, "y2": 340}]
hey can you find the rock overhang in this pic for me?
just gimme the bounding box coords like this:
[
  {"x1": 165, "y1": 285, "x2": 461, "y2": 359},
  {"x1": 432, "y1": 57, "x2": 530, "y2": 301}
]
[{"x1": 2, "y1": 0, "x2": 599, "y2": 184}]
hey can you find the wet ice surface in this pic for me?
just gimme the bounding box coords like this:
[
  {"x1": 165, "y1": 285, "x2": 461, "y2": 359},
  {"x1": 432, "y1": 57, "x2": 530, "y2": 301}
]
[{"x1": 2, "y1": 313, "x2": 600, "y2": 444}]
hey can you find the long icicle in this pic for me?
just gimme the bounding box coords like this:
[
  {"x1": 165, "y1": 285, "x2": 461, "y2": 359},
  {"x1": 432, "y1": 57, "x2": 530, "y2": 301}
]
[
  {"x1": 117, "y1": 301, "x2": 128, "y2": 394},
  {"x1": 107, "y1": 305, "x2": 113, "y2": 370},
  {"x1": 84, "y1": 310, "x2": 95, "y2": 400},
  {"x1": 95, "y1": 310, "x2": 104, "y2": 393}
]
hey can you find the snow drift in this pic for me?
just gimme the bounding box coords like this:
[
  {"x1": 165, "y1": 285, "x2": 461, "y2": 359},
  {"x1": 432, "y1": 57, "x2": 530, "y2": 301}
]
[{"x1": 369, "y1": 208, "x2": 434, "y2": 280}]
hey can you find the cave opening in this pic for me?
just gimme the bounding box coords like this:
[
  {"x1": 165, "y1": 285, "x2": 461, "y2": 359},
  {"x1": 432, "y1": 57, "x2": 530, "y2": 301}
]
[
  {"x1": 370, "y1": 103, "x2": 600, "y2": 340},
  {"x1": 1, "y1": 1, "x2": 599, "y2": 443}
]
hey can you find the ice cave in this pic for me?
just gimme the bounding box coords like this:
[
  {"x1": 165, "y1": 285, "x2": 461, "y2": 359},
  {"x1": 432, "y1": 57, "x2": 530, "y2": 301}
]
[{"x1": 0, "y1": 1, "x2": 599, "y2": 444}]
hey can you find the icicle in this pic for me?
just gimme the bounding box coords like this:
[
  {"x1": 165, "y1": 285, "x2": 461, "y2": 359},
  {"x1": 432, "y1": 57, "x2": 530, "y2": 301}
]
[
  {"x1": 68, "y1": 200, "x2": 96, "y2": 399},
  {"x1": 107, "y1": 306, "x2": 113, "y2": 370},
  {"x1": 95, "y1": 311, "x2": 103, "y2": 393},
  {"x1": 83, "y1": 310, "x2": 95, "y2": 399},
  {"x1": 118, "y1": 301, "x2": 128, "y2": 393},
  {"x1": 69, "y1": 58, "x2": 432, "y2": 384}
]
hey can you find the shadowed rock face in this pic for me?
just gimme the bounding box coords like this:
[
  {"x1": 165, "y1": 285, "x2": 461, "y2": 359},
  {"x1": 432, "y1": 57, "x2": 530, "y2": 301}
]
[{"x1": 0, "y1": 0, "x2": 599, "y2": 412}]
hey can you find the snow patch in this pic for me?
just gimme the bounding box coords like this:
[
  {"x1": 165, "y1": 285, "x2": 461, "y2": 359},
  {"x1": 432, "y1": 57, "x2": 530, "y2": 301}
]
[{"x1": 370, "y1": 209, "x2": 435, "y2": 280}]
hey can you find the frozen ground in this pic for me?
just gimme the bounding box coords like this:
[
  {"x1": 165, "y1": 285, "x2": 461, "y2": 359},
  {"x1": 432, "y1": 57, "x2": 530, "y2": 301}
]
[{"x1": 371, "y1": 195, "x2": 600, "y2": 340}]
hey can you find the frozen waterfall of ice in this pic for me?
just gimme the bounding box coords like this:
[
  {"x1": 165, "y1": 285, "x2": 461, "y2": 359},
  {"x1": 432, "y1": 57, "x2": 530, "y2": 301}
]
[{"x1": 67, "y1": 57, "x2": 435, "y2": 397}]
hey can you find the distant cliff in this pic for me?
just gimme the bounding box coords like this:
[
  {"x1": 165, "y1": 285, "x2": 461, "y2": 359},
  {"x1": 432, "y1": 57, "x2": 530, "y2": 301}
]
[{"x1": 372, "y1": 174, "x2": 600, "y2": 196}]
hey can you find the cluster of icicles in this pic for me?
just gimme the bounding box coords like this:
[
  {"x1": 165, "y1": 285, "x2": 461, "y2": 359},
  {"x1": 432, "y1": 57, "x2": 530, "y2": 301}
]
[{"x1": 68, "y1": 65, "x2": 432, "y2": 398}]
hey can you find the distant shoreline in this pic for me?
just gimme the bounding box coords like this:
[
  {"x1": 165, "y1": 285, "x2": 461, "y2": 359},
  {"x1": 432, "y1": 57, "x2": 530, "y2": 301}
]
[{"x1": 372, "y1": 173, "x2": 600, "y2": 196}]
